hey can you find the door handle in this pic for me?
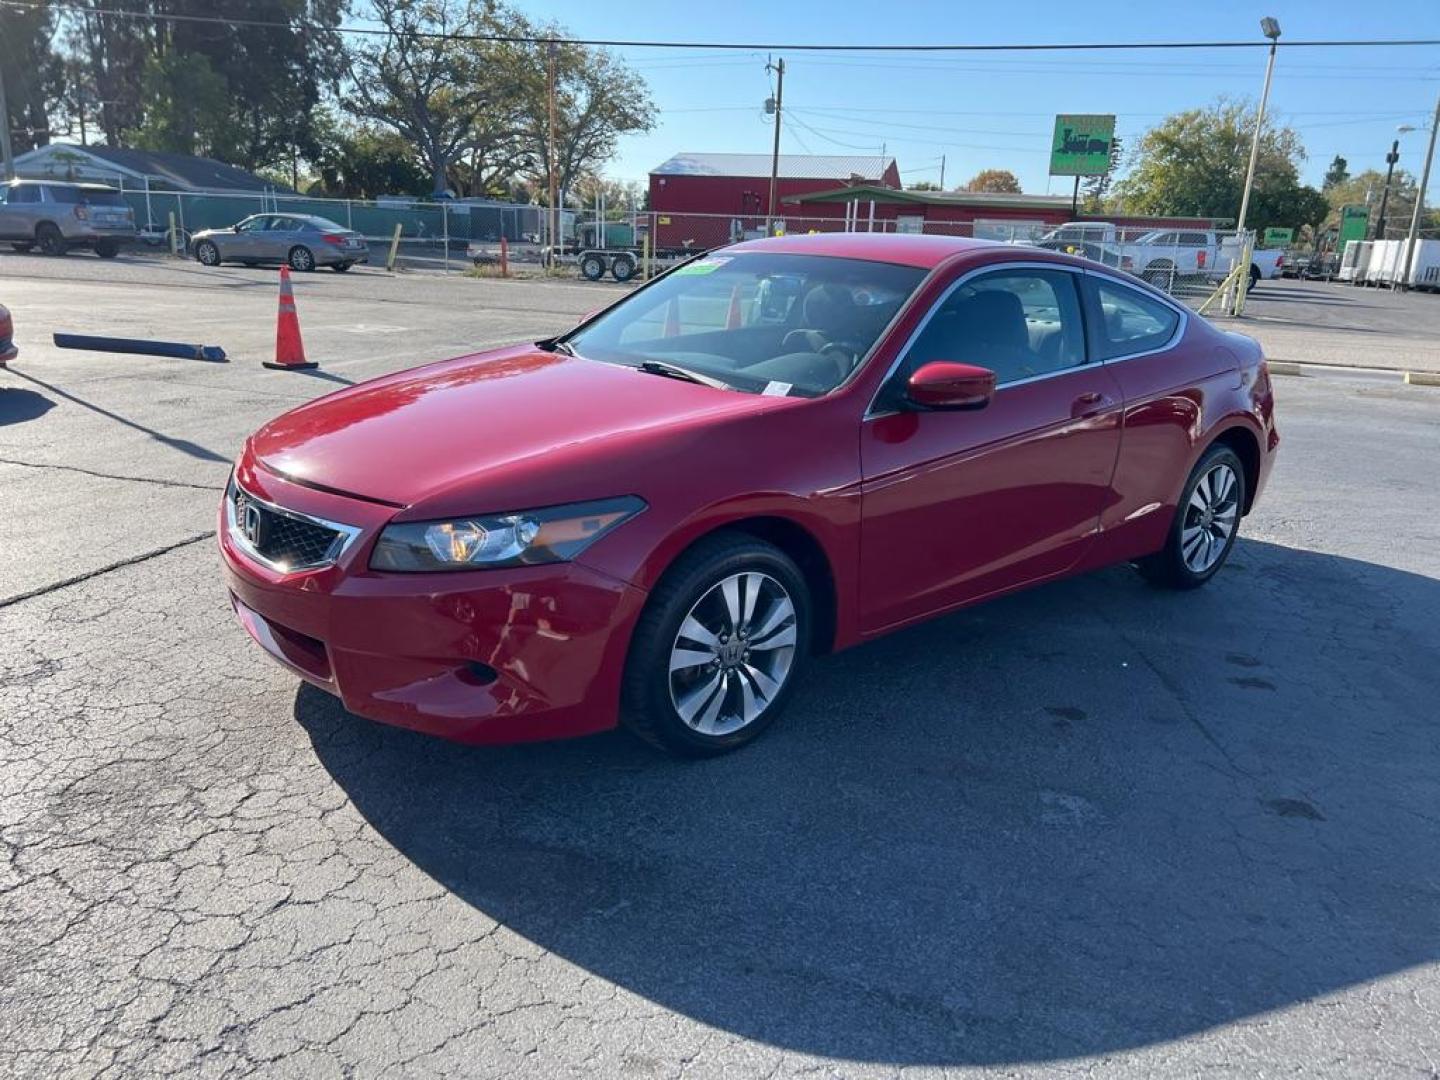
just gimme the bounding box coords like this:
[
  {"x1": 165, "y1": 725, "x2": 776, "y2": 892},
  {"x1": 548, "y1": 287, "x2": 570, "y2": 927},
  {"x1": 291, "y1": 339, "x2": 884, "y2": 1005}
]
[{"x1": 1070, "y1": 391, "x2": 1112, "y2": 420}]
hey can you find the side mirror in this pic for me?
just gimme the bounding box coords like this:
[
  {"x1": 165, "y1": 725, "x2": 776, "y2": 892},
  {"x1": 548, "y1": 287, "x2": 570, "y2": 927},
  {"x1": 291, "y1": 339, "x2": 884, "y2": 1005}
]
[
  {"x1": 905, "y1": 361, "x2": 996, "y2": 411},
  {"x1": 233, "y1": 225, "x2": 242, "y2": 233}
]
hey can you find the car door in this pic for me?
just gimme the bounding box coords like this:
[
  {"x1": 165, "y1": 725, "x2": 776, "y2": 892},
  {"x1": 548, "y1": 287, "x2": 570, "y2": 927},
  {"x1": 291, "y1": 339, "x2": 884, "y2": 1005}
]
[
  {"x1": 0, "y1": 184, "x2": 40, "y2": 240},
  {"x1": 225, "y1": 215, "x2": 269, "y2": 259},
  {"x1": 858, "y1": 263, "x2": 1124, "y2": 634},
  {"x1": 1080, "y1": 272, "x2": 1230, "y2": 562}
]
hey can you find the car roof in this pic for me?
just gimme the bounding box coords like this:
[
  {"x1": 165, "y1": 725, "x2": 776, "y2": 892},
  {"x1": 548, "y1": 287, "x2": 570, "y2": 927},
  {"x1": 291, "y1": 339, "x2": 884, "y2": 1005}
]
[
  {"x1": 722, "y1": 232, "x2": 1004, "y2": 269},
  {"x1": 8, "y1": 179, "x2": 119, "y2": 192}
]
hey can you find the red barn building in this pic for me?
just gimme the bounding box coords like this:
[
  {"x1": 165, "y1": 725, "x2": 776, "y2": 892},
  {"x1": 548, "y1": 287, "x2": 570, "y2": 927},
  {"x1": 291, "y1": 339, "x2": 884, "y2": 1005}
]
[{"x1": 648, "y1": 153, "x2": 901, "y2": 248}]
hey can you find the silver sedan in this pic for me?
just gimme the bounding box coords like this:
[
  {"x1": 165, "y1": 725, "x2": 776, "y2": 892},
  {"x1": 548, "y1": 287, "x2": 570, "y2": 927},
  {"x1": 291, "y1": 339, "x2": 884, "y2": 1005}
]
[{"x1": 191, "y1": 214, "x2": 370, "y2": 272}]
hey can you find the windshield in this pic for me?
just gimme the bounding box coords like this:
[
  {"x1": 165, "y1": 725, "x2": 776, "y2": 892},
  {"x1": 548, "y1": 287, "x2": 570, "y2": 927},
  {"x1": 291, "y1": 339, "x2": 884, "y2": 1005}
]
[
  {"x1": 565, "y1": 252, "x2": 926, "y2": 397},
  {"x1": 49, "y1": 186, "x2": 126, "y2": 206}
]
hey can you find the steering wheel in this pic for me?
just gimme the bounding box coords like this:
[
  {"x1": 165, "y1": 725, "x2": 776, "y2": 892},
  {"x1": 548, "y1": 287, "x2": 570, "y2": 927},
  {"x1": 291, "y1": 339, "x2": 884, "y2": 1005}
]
[{"x1": 819, "y1": 339, "x2": 864, "y2": 381}]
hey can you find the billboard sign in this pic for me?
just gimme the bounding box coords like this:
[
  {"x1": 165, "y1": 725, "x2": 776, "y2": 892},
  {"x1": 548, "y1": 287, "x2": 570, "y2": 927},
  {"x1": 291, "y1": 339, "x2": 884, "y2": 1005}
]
[
  {"x1": 1263, "y1": 227, "x2": 1294, "y2": 247},
  {"x1": 1338, "y1": 204, "x2": 1369, "y2": 245},
  {"x1": 1049, "y1": 115, "x2": 1117, "y2": 177}
]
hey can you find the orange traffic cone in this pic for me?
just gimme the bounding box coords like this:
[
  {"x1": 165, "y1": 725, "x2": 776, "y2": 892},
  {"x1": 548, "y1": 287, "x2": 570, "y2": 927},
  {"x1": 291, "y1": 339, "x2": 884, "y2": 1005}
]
[{"x1": 264, "y1": 266, "x2": 317, "y2": 370}]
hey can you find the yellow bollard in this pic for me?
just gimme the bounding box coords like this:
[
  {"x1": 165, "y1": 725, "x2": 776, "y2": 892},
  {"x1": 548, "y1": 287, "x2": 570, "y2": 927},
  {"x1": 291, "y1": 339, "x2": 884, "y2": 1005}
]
[{"x1": 386, "y1": 223, "x2": 403, "y2": 272}]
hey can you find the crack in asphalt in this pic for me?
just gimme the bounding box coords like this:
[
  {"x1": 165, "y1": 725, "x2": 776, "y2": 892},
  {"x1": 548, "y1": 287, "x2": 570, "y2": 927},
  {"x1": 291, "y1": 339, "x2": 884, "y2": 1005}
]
[
  {"x1": 0, "y1": 457, "x2": 224, "y2": 494},
  {"x1": 0, "y1": 531, "x2": 216, "y2": 609}
]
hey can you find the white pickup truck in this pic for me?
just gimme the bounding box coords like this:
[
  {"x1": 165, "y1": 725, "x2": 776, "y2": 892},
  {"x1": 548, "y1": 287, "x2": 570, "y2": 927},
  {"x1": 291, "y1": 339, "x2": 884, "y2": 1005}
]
[{"x1": 1127, "y1": 229, "x2": 1284, "y2": 291}]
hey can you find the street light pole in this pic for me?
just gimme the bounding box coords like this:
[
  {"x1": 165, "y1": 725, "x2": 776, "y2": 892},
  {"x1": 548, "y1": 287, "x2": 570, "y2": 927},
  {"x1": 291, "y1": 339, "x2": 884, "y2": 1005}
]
[
  {"x1": 1400, "y1": 92, "x2": 1440, "y2": 291},
  {"x1": 547, "y1": 39, "x2": 559, "y2": 260},
  {"x1": 1375, "y1": 139, "x2": 1400, "y2": 239},
  {"x1": 0, "y1": 63, "x2": 14, "y2": 182},
  {"x1": 1235, "y1": 17, "x2": 1282, "y2": 241}
]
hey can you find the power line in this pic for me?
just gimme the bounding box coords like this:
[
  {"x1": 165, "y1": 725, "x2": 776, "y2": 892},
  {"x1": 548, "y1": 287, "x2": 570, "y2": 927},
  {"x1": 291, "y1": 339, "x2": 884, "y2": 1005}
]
[{"x1": 6, "y1": 1, "x2": 1440, "y2": 51}]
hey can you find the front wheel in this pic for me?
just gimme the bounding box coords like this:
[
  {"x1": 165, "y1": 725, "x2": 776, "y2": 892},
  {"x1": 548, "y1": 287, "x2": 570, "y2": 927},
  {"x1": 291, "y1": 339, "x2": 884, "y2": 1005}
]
[
  {"x1": 1138, "y1": 445, "x2": 1247, "y2": 589},
  {"x1": 579, "y1": 253, "x2": 606, "y2": 281},
  {"x1": 288, "y1": 245, "x2": 315, "y2": 271},
  {"x1": 331, "y1": 261, "x2": 352, "y2": 272},
  {"x1": 195, "y1": 240, "x2": 221, "y2": 266},
  {"x1": 36, "y1": 223, "x2": 67, "y2": 256},
  {"x1": 622, "y1": 533, "x2": 810, "y2": 756},
  {"x1": 94, "y1": 239, "x2": 119, "y2": 258}
]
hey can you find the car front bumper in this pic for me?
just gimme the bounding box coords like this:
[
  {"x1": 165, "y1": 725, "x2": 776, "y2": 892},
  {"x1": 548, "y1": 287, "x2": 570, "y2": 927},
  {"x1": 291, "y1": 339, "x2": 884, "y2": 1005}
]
[{"x1": 218, "y1": 467, "x2": 647, "y2": 744}]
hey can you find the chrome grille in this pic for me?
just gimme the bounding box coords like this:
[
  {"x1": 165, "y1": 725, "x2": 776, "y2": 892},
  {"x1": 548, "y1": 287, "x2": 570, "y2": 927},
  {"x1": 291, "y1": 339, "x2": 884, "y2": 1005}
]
[{"x1": 228, "y1": 481, "x2": 356, "y2": 572}]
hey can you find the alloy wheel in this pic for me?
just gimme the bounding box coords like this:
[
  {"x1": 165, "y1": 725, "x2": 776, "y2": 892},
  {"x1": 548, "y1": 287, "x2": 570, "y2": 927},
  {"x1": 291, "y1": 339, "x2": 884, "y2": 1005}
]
[
  {"x1": 668, "y1": 571, "x2": 798, "y2": 737},
  {"x1": 1181, "y1": 462, "x2": 1240, "y2": 573}
]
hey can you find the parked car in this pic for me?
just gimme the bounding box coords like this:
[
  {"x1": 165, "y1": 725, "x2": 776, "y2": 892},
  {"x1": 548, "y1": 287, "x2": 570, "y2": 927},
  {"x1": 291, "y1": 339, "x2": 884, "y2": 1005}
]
[
  {"x1": 0, "y1": 180, "x2": 136, "y2": 257},
  {"x1": 1127, "y1": 230, "x2": 1284, "y2": 292},
  {"x1": 220, "y1": 234, "x2": 1279, "y2": 756},
  {"x1": 0, "y1": 303, "x2": 16, "y2": 365},
  {"x1": 190, "y1": 214, "x2": 369, "y2": 272}
]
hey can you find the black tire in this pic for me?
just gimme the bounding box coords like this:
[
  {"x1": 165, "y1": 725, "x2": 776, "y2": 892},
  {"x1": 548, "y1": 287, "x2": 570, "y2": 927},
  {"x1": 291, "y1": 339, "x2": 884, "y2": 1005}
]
[
  {"x1": 610, "y1": 253, "x2": 636, "y2": 282},
  {"x1": 94, "y1": 239, "x2": 119, "y2": 259},
  {"x1": 621, "y1": 532, "x2": 811, "y2": 757},
  {"x1": 288, "y1": 245, "x2": 316, "y2": 272},
  {"x1": 36, "y1": 223, "x2": 67, "y2": 256},
  {"x1": 1142, "y1": 262, "x2": 1174, "y2": 289},
  {"x1": 195, "y1": 240, "x2": 221, "y2": 267},
  {"x1": 1137, "y1": 444, "x2": 1247, "y2": 590},
  {"x1": 331, "y1": 261, "x2": 352, "y2": 272},
  {"x1": 11, "y1": 242, "x2": 33, "y2": 253},
  {"x1": 580, "y1": 253, "x2": 607, "y2": 281}
]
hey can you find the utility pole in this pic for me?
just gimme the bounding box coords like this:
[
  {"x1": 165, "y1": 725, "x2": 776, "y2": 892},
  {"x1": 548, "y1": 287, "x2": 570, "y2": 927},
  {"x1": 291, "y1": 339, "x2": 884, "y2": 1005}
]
[
  {"x1": 1400, "y1": 92, "x2": 1440, "y2": 291},
  {"x1": 1236, "y1": 17, "x2": 1282, "y2": 241},
  {"x1": 547, "y1": 39, "x2": 559, "y2": 260},
  {"x1": 765, "y1": 57, "x2": 784, "y2": 237},
  {"x1": 939, "y1": 154, "x2": 946, "y2": 190},
  {"x1": 1375, "y1": 139, "x2": 1400, "y2": 239},
  {"x1": 0, "y1": 60, "x2": 14, "y2": 182}
]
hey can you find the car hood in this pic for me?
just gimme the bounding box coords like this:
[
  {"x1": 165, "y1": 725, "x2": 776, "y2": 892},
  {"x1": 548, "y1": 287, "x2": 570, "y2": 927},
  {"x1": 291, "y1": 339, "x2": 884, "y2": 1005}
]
[{"x1": 247, "y1": 346, "x2": 785, "y2": 514}]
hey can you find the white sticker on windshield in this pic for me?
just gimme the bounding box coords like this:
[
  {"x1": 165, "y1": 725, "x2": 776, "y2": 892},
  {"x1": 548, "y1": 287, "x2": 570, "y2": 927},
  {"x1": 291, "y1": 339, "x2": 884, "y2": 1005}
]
[{"x1": 762, "y1": 381, "x2": 792, "y2": 397}]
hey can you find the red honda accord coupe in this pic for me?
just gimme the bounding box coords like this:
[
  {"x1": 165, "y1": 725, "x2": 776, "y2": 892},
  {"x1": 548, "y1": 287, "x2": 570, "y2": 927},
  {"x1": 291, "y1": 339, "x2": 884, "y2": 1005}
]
[{"x1": 221, "y1": 234, "x2": 1278, "y2": 755}]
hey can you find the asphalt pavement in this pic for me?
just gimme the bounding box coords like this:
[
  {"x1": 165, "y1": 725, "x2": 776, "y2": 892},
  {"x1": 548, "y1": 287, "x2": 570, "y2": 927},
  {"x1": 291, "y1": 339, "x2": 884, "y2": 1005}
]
[{"x1": 2, "y1": 254, "x2": 1439, "y2": 1078}]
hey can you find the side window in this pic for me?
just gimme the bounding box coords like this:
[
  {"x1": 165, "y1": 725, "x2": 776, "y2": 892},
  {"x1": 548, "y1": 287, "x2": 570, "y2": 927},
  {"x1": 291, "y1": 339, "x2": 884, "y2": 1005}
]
[
  {"x1": 1180, "y1": 232, "x2": 1210, "y2": 246},
  {"x1": 9, "y1": 185, "x2": 40, "y2": 205},
  {"x1": 1086, "y1": 278, "x2": 1181, "y2": 360},
  {"x1": 900, "y1": 268, "x2": 1087, "y2": 387},
  {"x1": 267, "y1": 217, "x2": 297, "y2": 231},
  {"x1": 1150, "y1": 232, "x2": 1177, "y2": 246},
  {"x1": 235, "y1": 216, "x2": 264, "y2": 232}
]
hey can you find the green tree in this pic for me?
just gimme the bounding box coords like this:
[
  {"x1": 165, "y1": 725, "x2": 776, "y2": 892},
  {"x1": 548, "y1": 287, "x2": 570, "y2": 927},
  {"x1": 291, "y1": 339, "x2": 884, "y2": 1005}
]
[
  {"x1": 961, "y1": 168, "x2": 1022, "y2": 194},
  {"x1": 906, "y1": 180, "x2": 942, "y2": 191},
  {"x1": 308, "y1": 112, "x2": 431, "y2": 197},
  {"x1": 344, "y1": 0, "x2": 532, "y2": 196},
  {"x1": 1, "y1": 1, "x2": 61, "y2": 153},
  {"x1": 1323, "y1": 169, "x2": 1421, "y2": 238},
  {"x1": 1081, "y1": 135, "x2": 1123, "y2": 211},
  {"x1": 55, "y1": 0, "x2": 343, "y2": 171},
  {"x1": 1115, "y1": 99, "x2": 1326, "y2": 234},
  {"x1": 1322, "y1": 154, "x2": 1349, "y2": 190}
]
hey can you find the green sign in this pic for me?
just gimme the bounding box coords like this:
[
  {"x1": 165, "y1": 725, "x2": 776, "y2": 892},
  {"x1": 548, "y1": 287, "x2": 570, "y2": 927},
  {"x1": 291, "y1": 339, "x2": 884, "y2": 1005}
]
[
  {"x1": 1263, "y1": 227, "x2": 1294, "y2": 247},
  {"x1": 1049, "y1": 114, "x2": 1117, "y2": 177},
  {"x1": 1339, "y1": 204, "x2": 1369, "y2": 245}
]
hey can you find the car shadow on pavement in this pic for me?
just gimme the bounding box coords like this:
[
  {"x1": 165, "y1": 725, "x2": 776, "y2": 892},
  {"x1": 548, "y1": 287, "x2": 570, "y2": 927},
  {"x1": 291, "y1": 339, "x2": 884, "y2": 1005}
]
[
  {"x1": 6, "y1": 370, "x2": 229, "y2": 462},
  {"x1": 295, "y1": 538, "x2": 1439, "y2": 1066},
  {"x1": 0, "y1": 387, "x2": 55, "y2": 426}
]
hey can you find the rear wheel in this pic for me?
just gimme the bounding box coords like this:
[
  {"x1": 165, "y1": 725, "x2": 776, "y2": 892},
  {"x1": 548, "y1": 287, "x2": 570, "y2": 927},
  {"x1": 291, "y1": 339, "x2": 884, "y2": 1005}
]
[
  {"x1": 195, "y1": 240, "x2": 221, "y2": 266},
  {"x1": 94, "y1": 239, "x2": 119, "y2": 259},
  {"x1": 36, "y1": 223, "x2": 67, "y2": 256},
  {"x1": 288, "y1": 245, "x2": 315, "y2": 272},
  {"x1": 331, "y1": 261, "x2": 352, "y2": 272},
  {"x1": 580, "y1": 253, "x2": 607, "y2": 281},
  {"x1": 622, "y1": 533, "x2": 809, "y2": 756},
  {"x1": 1138, "y1": 444, "x2": 1247, "y2": 590},
  {"x1": 610, "y1": 253, "x2": 636, "y2": 282}
]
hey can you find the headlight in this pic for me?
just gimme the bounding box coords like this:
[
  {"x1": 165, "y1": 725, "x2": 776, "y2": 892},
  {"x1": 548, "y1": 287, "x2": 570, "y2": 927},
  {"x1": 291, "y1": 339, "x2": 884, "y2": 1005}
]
[{"x1": 369, "y1": 496, "x2": 645, "y2": 572}]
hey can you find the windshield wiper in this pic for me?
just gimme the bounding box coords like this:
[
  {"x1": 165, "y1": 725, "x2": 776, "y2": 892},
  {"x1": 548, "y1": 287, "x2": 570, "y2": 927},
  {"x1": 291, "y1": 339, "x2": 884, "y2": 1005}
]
[
  {"x1": 536, "y1": 336, "x2": 576, "y2": 356},
  {"x1": 635, "y1": 359, "x2": 731, "y2": 390}
]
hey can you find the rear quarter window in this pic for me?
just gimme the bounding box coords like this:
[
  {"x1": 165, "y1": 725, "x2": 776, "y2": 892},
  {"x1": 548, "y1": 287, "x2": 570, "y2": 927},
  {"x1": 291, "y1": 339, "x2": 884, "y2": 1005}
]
[{"x1": 1087, "y1": 278, "x2": 1181, "y2": 360}]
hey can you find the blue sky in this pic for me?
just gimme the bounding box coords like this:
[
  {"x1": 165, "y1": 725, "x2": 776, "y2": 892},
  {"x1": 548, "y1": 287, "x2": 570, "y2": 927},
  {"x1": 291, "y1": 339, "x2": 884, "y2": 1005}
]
[{"x1": 526, "y1": 0, "x2": 1440, "y2": 197}]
